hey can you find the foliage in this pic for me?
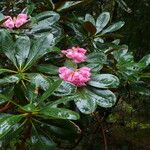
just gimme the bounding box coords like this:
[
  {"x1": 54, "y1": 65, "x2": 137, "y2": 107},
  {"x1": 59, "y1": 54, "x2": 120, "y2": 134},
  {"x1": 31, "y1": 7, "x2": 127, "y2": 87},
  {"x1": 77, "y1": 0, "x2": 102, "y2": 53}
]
[{"x1": 0, "y1": 0, "x2": 149, "y2": 149}]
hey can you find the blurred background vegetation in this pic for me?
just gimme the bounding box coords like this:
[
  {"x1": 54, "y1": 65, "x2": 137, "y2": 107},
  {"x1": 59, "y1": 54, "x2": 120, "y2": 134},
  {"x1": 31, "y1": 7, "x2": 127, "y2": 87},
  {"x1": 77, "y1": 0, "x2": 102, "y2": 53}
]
[{"x1": 0, "y1": 0, "x2": 149, "y2": 149}]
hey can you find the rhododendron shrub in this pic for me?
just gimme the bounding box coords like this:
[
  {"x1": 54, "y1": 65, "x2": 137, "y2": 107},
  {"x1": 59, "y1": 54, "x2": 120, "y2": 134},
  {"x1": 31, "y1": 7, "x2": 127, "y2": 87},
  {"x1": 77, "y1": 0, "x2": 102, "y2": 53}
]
[{"x1": 0, "y1": 6, "x2": 149, "y2": 150}]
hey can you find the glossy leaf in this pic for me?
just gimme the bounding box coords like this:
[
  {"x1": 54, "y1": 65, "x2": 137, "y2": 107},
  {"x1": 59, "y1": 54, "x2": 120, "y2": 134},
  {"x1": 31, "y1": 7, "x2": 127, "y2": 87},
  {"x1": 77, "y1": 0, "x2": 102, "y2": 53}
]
[
  {"x1": 75, "y1": 88, "x2": 97, "y2": 114},
  {"x1": 64, "y1": 59, "x2": 77, "y2": 69},
  {"x1": 53, "y1": 81, "x2": 77, "y2": 96},
  {"x1": 138, "y1": 54, "x2": 150, "y2": 69},
  {"x1": 31, "y1": 11, "x2": 60, "y2": 33},
  {"x1": 56, "y1": 1, "x2": 82, "y2": 12},
  {"x1": 24, "y1": 34, "x2": 54, "y2": 70},
  {"x1": 31, "y1": 126, "x2": 55, "y2": 150},
  {"x1": 21, "y1": 103, "x2": 38, "y2": 112},
  {"x1": 94, "y1": 37, "x2": 104, "y2": 43},
  {"x1": 90, "y1": 88, "x2": 117, "y2": 107},
  {"x1": 0, "y1": 30, "x2": 17, "y2": 66},
  {"x1": 96, "y1": 12, "x2": 110, "y2": 33},
  {"x1": 0, "y1": 13, "x2": 4, "y2": 21},
  {"x1": 0, "y1": 94, "x2": 10, "y2": 105},
  {"x1": 0, "y1": 115, "x2": 23, "y2": 139},
  {"x1": 85, "y1": 14, "x2": 95, "y2": 25},
  {"x1": 86, "y1": 63, "x2": 103, "y2": 72},
  {"x1": 87, "y1": 52, "x2": 107, "y2": 72},
  {"x1": 87, "y1": 52, "x2": 107, "y2": 63},
  {"x1": 39, "y1": 79, "x2": 62, "y2": 103},
  {"x1": 0, "y1": 68, "x2": 17, "y2": 74},
  {"x1": 0, "y1": 75, "x2": 21, "y2": 85},
  {"x1": 130, "y1": 82, "x2": 150, "y2": 96},
  {"x1": 49, "y1": 95, "x2": 78, "y2": 107},
  {"x1": 39, "y1": 107, "x2": 80, "y2": 120},
  {"x1": 30, "y1": 74, "x2": 50, "y2": 91},
  {"x1": 37, "y1": 64, "x2": 58, "y2": 75},
  {"x1": 24, "y1": 83, "x2": 38, "y2": 102},
  {"x1": 116, "y1": 0, "x2": 132, "y2": 13},
  {"x1": 35, "y1": 11, "x2": 59, "y2": 22},
  {"x1": 22, "y1": 3, "x2": 35, "y2": 14},
  {"x1": 15, "y1": 36, "x2": 30, "y2": 68},
  {"x1": 101, "y1": 21, "x2": 125, "y2": 35},
  {"x1": 38, "y1": 119, "x2": 80, "y2": 141},
  {"x1": 0, "y1": 86, "x2": 14, "y2": 105},
  {"x1": 88, "y1": 74, "x2": 119, "y2": 88}
]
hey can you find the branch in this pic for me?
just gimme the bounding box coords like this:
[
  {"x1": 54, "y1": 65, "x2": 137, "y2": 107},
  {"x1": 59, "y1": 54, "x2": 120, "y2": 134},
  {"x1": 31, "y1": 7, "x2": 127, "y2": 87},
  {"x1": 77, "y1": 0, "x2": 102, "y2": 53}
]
[
  {"x1": 95, "y1": 112, "x2": 108, "y2": 150},
  {"x1": 0, "y1": 102, "x2": 13, "y2": 112}
]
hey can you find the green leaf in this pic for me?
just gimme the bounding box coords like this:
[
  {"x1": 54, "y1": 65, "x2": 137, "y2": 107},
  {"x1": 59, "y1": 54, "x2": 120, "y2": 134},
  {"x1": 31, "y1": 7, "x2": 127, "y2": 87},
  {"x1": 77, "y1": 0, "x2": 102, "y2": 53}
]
[
  {"x1": 0, "y1": 30, "x2": 17, "y2": 67},
  {"x1": 94, "y1": 37, "x2": 104, "y2": 44},
  {"x1": 87, "y1": 52, "x2": 107, "y2": 63},
  {"x1": 88, "y1": 74, "x2": 119, "y2": 88},
  {"x1": 85, "y1": 14, "x2": 95, "y2": 25},
  {"x1": 86, "y1": 63, "x2": 103, "y2": 72},
  {"x1": 0, "y1": 94, "x2": 10, "y2": 105},
  {"x1": 0, "y1": 115, "x2": 23, "y2": 139},
  {"x1": 75, "y1": 88, "x2": 97, "y2": 114},
  {"x1": 138, "y1": 54, "x2": 150, "y2": 69},
  {"x1": 56, "y1": 1, "x2": 82, "y2": 12},
  {"x1": 35, "y1": 11, "x2": 59, "y2": 22},
  {"x1": 0, "y1": 75, "x2": 21, "y2": 85},
  {"x1": 30, "y1": 74, "x2": 50, "y2": 91},
  {"x1": 87, "y1": 52, "x2": 107, "y2": 72},
  {"x1": 31, "y1": 11, "x2": 60, "y2": 33},
  {"x1": 22, "y1": 3, "x2": 35, "y2": 15},
  {"x1": 15, "y1": 36, "x2": 31, "y2": 68},
  {"x1": 31, "y1": 125, "x2": 55, "y2": 150},
  {"x1": 39, "y1": 79, "x2": 62, "y2": 103},
  {"x1": 101, "y1": 21, "x2": 125, "y2": 35},
  {"x1": 0, "y1": 13, "x2": 4, "y2": 21},
  {"x1": 140, "y1": 73, "x2": 150, "y2": 78},
  {"x1": 24, "y1": 83, "x2": 38, "y2": 102},
  {"x1": 0, "y1": 86, "x2": 14, "y2": 105},
  {"x1": 113, "y1": 47, "x2": 130, "y2": 62},
  {"x1": 39, "y1": 107, "x2": 80, "y2": 120},
  {"x1": 96, "y1": 12, "x2": 110, "y2": 33},
  {"x1": 116, "y1": 0, "x2": 132, "y2": 13},
  {"x1": 64, "y1": 59, "x2": 77, "y2": 69},
  {"x1": 38, "y1": 119, "x2": 80, "y2": 141},
  {"x1": 24, "y1": 34, "x2": 54, "y2": 70},
  {"x1": 130, "y1": 82, "x2": 150, "y2": 96},
  {"x1": 37, "y1": 64, "x2": 58, "y2": 75},
  {"x1": 21, "y1": 103, "x2": 38, "y2": 112},
  {"x1": 47, "y1": 46, "x2": 61, "y2": 53},
  {"x1": 49, "y1": 95, "x2": 77, "y2": 107},
  {"x1": 0, "y1": 68, "x2": 17, "y2": 74},
  {"x1": 53, "y1": 81, "x2": 77, "y2": 96},
  {"x1": 90, "y1": 88, "x2": 116, "y2": 107}
]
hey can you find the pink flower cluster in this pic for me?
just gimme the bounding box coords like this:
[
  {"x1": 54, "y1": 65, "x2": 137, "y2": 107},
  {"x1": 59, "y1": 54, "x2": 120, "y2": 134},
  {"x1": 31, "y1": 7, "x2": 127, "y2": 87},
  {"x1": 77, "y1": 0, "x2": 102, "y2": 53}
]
[
  {"x1": 62, "y1": 47, "x2": 87, "y2": 63},
  {"x1": 59, "y1": 67, "x2": 91, "y2": 87},
  {"x1": 3, "y1": 14, "x2": 28, "y2": 29}
]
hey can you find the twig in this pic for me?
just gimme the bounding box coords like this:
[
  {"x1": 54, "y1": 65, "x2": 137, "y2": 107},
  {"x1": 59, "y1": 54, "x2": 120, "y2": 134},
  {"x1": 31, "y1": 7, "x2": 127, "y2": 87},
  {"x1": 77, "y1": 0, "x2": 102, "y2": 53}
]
[
  {"x1": 16, "y1": 121, "x2": 32, "y2": 150},
  {"x1": 70, "y1": 131, "x2": 83, "y2": 150},
  {"x1": 100, "y1": 123, "x2": 108, "y2": 150},
  {"x1": 0, "y1": 102, "x2": 13, "y2": 112},
  {"x1": 95, "y1": 112, "x2": 108, "y2": 150}
]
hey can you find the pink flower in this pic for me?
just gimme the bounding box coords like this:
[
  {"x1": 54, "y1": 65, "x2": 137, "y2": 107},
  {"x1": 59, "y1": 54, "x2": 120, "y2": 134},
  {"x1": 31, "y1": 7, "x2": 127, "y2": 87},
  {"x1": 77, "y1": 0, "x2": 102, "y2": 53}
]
[
  {"x1": 61, "y1": 47, "x2": 87, "y2": 63},
  {"x1": 15, "y1": 14, "x2": 28, "y2": 28},
  {"x1": 3, "y1": 16, "x2": 15, "y2": 29},
  {"x1": 3, "y1": 14, "x2": 28, "y2": 29},
  {"x1": 58, "y1": 66, "x2": 91, "y2": 87}
]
